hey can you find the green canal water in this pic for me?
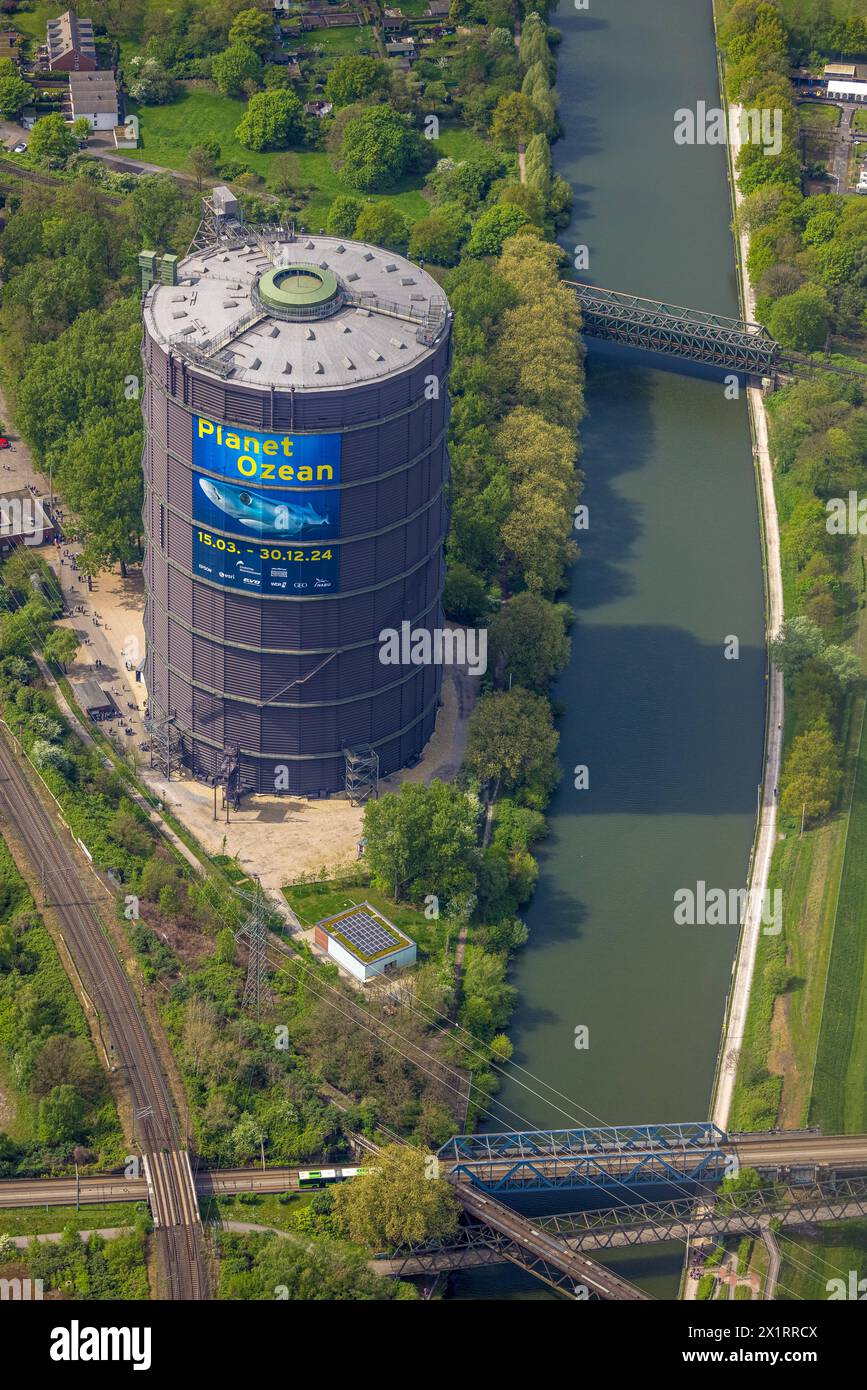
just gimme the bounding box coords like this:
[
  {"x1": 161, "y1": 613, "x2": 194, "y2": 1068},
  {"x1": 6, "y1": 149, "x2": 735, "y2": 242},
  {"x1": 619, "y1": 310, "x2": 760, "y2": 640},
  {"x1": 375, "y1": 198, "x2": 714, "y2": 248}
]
[{"x1": 451, "y1": 0, "x2": 766, "y2": 1298}]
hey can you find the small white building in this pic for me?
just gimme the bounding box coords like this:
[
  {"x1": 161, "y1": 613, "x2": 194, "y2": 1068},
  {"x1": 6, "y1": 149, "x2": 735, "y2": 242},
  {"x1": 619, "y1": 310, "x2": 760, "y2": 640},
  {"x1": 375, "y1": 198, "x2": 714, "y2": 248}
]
[
  {"x1": 68, "y1": 69, "x2": 118, "y2": 129},
  {"x1": 827, "y1": 78, "x2": 867, "y2": 103},
  {"x1": 313, "y1": 903, "x2": 416, "y2": 982}
]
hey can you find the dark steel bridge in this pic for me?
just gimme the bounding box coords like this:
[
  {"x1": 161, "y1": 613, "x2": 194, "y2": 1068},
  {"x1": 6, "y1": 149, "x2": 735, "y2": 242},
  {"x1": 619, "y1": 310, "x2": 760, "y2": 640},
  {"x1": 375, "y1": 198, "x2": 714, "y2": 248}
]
[
  {"x1": 568, "y1": 282, "x2": 781, "y2": 374},
  {"x1": 379, "y1": 1177, "x2": 867, "y2": 1286}
]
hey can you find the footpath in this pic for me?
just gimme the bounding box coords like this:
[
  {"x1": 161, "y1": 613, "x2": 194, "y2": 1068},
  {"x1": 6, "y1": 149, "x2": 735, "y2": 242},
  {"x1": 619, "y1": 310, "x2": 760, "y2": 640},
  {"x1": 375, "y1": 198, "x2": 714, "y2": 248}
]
[{"x1": 711, "y1": 106, "x2": 785, "y2": 1130}]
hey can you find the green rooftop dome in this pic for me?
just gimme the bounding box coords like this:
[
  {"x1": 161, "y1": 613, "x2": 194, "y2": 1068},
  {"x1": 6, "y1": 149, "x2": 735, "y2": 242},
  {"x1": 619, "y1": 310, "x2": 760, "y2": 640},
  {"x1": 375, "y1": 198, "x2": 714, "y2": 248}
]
[{"x1": 257, "y1": 263, "x2": 339, "y2": 314}]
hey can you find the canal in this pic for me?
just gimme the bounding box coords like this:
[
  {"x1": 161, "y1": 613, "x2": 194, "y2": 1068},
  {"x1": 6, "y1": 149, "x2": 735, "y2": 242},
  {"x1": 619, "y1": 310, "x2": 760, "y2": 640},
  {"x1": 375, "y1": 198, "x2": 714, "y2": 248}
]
[{"x1": 453, "y1": 0, "x2": 766, "y2": 1298}]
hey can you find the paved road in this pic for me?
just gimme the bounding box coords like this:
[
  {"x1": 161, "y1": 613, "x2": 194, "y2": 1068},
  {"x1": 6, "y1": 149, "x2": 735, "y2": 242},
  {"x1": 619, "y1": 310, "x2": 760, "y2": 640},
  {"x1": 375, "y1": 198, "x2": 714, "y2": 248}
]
[{"x1": 0, "y1": 731, "x2": 208, "y2": 1299}]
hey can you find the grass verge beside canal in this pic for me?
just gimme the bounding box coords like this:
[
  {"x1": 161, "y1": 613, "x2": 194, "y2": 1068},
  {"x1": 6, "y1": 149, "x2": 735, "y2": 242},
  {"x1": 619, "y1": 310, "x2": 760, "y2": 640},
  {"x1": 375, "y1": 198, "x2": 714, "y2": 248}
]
[{"x1": 730, "y1": 546, "x2": 867, "y2": 1132}]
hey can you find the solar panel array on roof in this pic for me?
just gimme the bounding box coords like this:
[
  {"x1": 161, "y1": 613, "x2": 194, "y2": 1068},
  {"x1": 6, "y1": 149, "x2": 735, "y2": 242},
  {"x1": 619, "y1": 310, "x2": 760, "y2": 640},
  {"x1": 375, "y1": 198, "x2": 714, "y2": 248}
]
[{"x1": 333, "y1": 909, "x2": 400, "y2": 958}]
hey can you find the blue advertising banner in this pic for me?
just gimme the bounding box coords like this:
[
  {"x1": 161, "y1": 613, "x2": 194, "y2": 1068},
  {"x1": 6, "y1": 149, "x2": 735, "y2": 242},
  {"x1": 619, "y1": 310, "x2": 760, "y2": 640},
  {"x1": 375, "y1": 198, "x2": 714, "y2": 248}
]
[
  {"x1": 192, "y1": 416, "x2": 341, "y2": 487},
  {"x1": 192, "y1": 469, "x2": 340, "y2": 542},
  {"x1": 193, "y1": 529, "x2": 339, "y2": 595}
]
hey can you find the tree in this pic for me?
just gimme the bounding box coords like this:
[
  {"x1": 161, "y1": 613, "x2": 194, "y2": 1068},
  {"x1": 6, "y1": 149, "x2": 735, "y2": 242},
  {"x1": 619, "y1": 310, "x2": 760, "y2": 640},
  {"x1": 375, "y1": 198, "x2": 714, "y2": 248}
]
[
  {"x1": 49, "y1": 414, "x2": 142, "y2": 575},
  {"x1": 465, "y1": 687, "x2": 559, "y2": 805},
  {"x1": 71, "y1": 117, "x2": 91, "y2": 146},
  {"x1": 489, "y1": 592, "x2": 570, "y2": 692},
  {"x1": 766, "y1": 285, "x2": 830, "y2": 353},
  {"x1": 125, "y1": 55, "x2": 177, "y2": 104},
  {"x1": 38, "y1": 1083, "x2": 87, "y2": 1146},
  {"x1": 821, "y1": 644, "x2": 860, "y2": 689},
  {"x1": 130, "y1": 174, "x2": 185, "y2": 249},
  {"x1": 337, "y1": 105, "x2": 428, "y2": 192},
  {"x1": 443, "y1": 562, "x2": 488, "y2": 624},
  {"x1": 28, "y1": 114, "x2": 76, "y2": 167},
  {"x1": 213, "y1": 42, "x2": 263, "y2": 97},
  {"x1": 362, "y1": 779, "x2": 479, "y2": 902},
  {"x1": 490, "y1": 92, "x2": 541, "y2": 150},
  {"x1": 466, "y1": 203, "x2": 530, "y2": 257},
  {"x1": 325, "y1": 194, "x2": 363, "y2": 237},
  {"x1": 187, "y1": 144, "x2": 217, "y2": 191},
  {"x1": 780, "y1": 719, "x2": 842, "y2": 825},
  {"x1": 228, "y1": 7, "x2": 273, "y2": 54},
  {"x1": 235, "y1": 90, "x2": 304, "y2": 151},
  {"x1": 353, "y1": 200, "x2": 409, "y2": 250},
  {"x1": 408, "y1": 210, "x2": 466, "y2": 266},
  {"x1": 32, "y1": 1036, "x2": 103, "y2": 1103},
  {"x1": 325, "y1": 54, "x2": 390, "y2": 108},
  {"x1": 0, "y1": 71, "x2": 33, "y2": 119},
  {"x1": 42, "y1": 627, "x2": 80, "y2": 671},
  {"x1": 519, "y1": 11, "x2": 551, "y2": 70},
  {"x1": 331, "y1": 1145, "x2": 460, "y2": 1247},
  {"x1": 769, "y1": 615, "x2": 825, "y2": 679}
]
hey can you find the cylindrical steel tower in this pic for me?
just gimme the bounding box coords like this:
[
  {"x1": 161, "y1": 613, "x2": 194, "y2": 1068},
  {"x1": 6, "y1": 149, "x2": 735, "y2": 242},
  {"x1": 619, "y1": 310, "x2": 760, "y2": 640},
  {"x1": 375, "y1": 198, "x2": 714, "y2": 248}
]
[{"x1": 140, "y1": 213, "x2": 452, "y2": 795}]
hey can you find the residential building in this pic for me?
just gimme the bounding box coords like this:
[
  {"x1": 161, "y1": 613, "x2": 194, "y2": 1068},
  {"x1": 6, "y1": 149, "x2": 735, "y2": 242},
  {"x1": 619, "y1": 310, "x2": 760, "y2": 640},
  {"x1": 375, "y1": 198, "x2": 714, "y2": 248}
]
[
  {"x1": 67, "y1": 69, "x2": 118, "y2": 129},
  {"x1": 46, "y1": 10, "x2": 97, "y2": 71}
]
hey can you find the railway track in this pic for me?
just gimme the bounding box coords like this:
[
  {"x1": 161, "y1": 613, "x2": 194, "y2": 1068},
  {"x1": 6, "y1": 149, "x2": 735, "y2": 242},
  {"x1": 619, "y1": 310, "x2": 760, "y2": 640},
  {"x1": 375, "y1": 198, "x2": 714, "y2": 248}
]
[{"x1": 0, "y1": 730, "x2": 208, "y2": 1300}]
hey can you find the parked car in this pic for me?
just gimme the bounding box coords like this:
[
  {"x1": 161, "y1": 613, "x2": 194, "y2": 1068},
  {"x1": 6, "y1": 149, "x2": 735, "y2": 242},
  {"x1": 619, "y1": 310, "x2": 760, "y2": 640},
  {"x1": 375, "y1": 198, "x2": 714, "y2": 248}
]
[{"x1": 12, "y1": 142, "x2": 27, "y2": 154}]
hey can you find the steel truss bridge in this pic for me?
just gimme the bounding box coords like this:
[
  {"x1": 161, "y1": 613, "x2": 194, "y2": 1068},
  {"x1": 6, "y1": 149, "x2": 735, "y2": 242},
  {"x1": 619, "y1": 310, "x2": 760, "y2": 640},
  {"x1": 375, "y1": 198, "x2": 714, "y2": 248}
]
[
  {"x1": 381, "y1": 1177, "x2": 867, "y2": 1288},
  {"x1": 569, "y1": 282, "x2": 781, "y2": 374},
  {"x1": 436, "y1": 1123, "x2": 867, "y2": 1192}
]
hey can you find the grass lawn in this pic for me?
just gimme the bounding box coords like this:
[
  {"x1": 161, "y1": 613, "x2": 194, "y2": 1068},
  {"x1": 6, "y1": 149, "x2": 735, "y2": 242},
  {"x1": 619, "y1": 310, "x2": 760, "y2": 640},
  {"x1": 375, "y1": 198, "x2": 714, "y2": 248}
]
[
  {"x1": 777, "y1": 1220, "x2": 867, "y2": 1301},
  {"x1": 0, "y1": 1204, "x2": 147, "y2": 1238},
  {"x1": 854, "y1": 109, "x2": 867, "y2": 135},
  {"x1": 122, "y1": 86, "x2": 468, "y2": 228},
  {"x1": 201, "y1": 1191, "x2": 315, "y2": 1232},
  {"x1": 283, "y1": 878, "x2": 440, "y2": 952},
  {"x1": 300, "y1": 27, "x2": 376, "y2": 57},
  {"x1": 810, "y1": 687, "x2": 867, "y2": 1132},
  {"x1": 797, "y1": 102, "x2": 841, "y2": 128}
]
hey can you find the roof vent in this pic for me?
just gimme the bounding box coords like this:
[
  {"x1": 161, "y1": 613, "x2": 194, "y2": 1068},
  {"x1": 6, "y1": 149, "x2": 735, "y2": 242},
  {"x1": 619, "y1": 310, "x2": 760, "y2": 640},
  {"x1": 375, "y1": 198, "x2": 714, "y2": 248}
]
[
  {"x1": 347, "y1": 272, "x2": 360, "y2": 282},
  {"x1": 384, "y1": 263, "x2": 397, "y2": 272},
  {"x1": 363, "y1": 252, "x2": 374, "y2": 262},
  {"x1": 305, "y1": 327, "x2": 315, "y2": 340},
  {"x1": 400, "y1": 276, "x2": 414, "y2": 286},
  {"x1": 249, "y1": 357, "x2": 261, "y2": 371},
  {"x1": 356, "y1": 307, "x2": 371, "y2": 317},
  {"x1": 319, "y1": 260, "x2": 329, "y2": 269},
  {"x1": 390, "y1": 336, "x2": 406, "y2": 349},
  {"x1": 305, "y1": 239, "x2": 315, "y2": 250},
  {"x1": 222, "y1": 299, "x2": 238, "y2": 309},
  {"x1": 342, "y1": 323, "x2": 351, "y2": 333},
  {"x1": 368, "y1": 348, "x2": 384, "y2": 362},
  {"x1": 282, "y1": 362, "x2": 292, "y2": 374},
  {"x1": 342, "y1": 356, "x2": 355, "y2": 370},
  {"x1": 335, "y1": 244, "x2": 346, "y2": 254},
  {"x1": 314, "y1": 360, "x2": 324, "y2": 374},
  {"x1": 171, "y1": 310, "x2": 188, "y2": 320},
  {"x1": 269, "y1": 325, "x2": 280, "y2": 338}
]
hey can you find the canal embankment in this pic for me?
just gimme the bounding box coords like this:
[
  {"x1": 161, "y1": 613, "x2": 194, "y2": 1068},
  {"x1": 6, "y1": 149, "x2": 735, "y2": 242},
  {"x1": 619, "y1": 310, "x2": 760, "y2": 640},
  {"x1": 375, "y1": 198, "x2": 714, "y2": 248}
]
[{"x1": 710, "y1": 93, "x2": 785, "y2": 1130}]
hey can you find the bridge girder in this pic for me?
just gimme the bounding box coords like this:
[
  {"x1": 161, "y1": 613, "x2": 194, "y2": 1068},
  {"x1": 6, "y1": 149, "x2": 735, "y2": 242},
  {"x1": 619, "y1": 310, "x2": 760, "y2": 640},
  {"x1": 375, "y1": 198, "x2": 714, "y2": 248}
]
[
  {"x1": 567, "y1": 282, "x2": 780, "y2": 374},
  {"x1": 383, "y1": 1177, "x2": 867, "y2": 1277}
]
